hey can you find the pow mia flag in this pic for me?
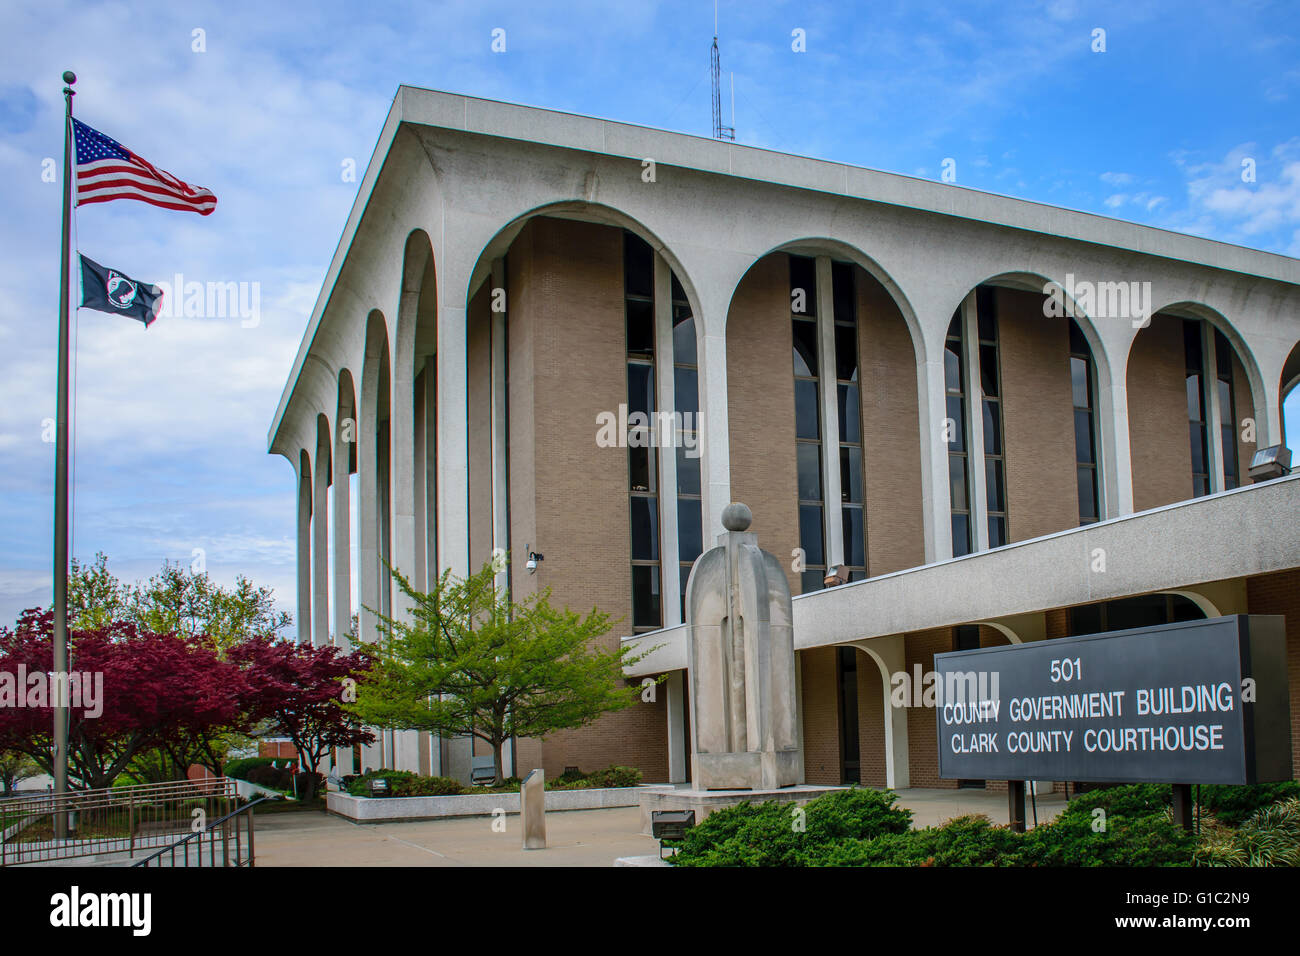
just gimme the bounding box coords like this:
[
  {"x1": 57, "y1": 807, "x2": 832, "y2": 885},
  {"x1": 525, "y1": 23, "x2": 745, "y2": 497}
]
[{"x1": 78, "y1": 254, "x2": 162, "y2": 327}]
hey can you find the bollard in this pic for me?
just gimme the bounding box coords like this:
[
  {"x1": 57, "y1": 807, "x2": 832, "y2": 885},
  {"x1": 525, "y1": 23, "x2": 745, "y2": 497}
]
[{"x1": 521, "y1": 768, "x2": 546, "y2": 850}]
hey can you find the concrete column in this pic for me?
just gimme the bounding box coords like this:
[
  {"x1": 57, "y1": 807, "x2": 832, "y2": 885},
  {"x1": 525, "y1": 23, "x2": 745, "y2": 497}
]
[
  {"x1": 413, "y1": 370, "x2": 429, "y2": 591},
  {"x1": 696, "y1": 319, "x2": 731, "y2": 540},
  {"x1": 438, "y1": 303, "x2": 471, "y2": 577},
  {"x1": 333, "y1": 412, "x2": 353, "y2": 651},
  {"x1": 1100, "y1": 377, "x2": 1135, "y2": 516},
  {"x1": 856, "y1": 636, "x2": 910, "y2": 789},
  {"x1": 794, "y1": 652, "x2": 806, "y2": 783},
  {"x1": 390, "y1": 341, "x2": 418, "y2": 625},
  {"x1": 296, "y1": 454, "x2": 312, "y2": 645},
  {"x1": 654, "y1": 253, "x2": 682, "y2": 624},
  {"x1": 313, "y1": 421, "x2": 331, "y2": 647},
  {"x1": 963, "y1": 293, "x2": 989, "y2": 552},
  {"x1": 423, "y1": 366, "x2": 438, "y2": 591},
  {"x1": 490, "y1": 258, "x2": 510, "y2": 591},
  {"x1": 358, "y1": 391, "x2": 381, "y2": 643},
  {"x1": 665, "y1": 669, "x2": 687, "y2": 783},
  {"x1": 918, "y1": 345, "x2": 953, "y2": 562},
  {"x1": 816, "y1": 256, "x2": 844, "y2": 570},
  {"x1": 1203, "y1": 323, "x2": 1226, "y2": 493}
]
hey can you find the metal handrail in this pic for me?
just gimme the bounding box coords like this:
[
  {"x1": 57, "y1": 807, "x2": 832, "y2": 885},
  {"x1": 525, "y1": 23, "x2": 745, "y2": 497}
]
[
  {"x1": 132, "y1": 796, "x2": 268, "y2": 868},
  {"x1": 1, "y1": 777, "x2": 238, "y2": 866}
]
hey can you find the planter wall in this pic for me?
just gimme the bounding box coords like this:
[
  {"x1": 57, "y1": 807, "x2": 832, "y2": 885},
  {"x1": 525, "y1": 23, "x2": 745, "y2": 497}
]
[{"x1": 327, "y1": 785, "x2": 657, "y2": 822}]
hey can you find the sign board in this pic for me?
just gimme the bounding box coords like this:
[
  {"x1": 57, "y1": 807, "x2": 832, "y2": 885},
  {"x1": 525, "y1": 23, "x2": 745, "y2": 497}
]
[{"x1": 934, "y1": 615, "x2": 1292, "y2": 785}]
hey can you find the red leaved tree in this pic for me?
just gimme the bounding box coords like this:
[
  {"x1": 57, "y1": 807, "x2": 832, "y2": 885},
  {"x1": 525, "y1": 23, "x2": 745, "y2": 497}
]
[
  {"x1": 229, "y1": 637, "x2": 373, "y2": 800},
  {"x1": 0, "y1": 610, "x2": 249, "y2": 790}
]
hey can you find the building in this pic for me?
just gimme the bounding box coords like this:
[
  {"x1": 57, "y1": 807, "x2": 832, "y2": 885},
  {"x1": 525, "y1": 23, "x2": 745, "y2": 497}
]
[{"x1": 268, "y1": 86, "x2": 1300, "y2": 788}]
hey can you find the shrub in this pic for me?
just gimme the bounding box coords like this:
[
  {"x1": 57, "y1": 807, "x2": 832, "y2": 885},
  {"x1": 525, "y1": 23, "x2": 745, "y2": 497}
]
[
  {"x1": 819, "y1": 815, "x2": 1022, "y2": 867},
  {"x1": 245, "y1": 763, "x2": 296, "y2": 791},
  {"x1": 1019, "y1": 785, "x2": 1193, "y2": 867},
  {"x1": 347, "y1": 770, "x2": 466, "y2": 797},
  {"x1": 671, "y1": 787, "x2": 912, "y2": 867},
  {"x1": 224, "y1": 756, "x2": 297, "y2": 782},
  {"x1": 1196, "y1": 782, "x2": 1300, "y2": 827},
  {"x1": 582, "y1": 765, "x2": 643, "y2": 789},
  {"x1": 670, "y1": 784, "x2": 1206, "y2": 867},
  {"x1": 1195, "y1": 798, "x2": 1300, "y2": 866}
]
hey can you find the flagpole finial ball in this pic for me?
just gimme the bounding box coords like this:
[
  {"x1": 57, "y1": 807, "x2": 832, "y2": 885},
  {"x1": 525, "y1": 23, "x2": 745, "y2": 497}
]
[
  {"x1": 721, "y1": 502, "x2": 752, "y2": 532},
  {"x1": 62, "y1": 71, "x2": 76, "y2": 85}
]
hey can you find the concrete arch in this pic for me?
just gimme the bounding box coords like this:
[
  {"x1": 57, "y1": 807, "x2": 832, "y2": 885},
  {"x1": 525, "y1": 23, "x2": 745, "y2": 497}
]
[
  {"x1": 296, "y1": 448, "x2": 313, "y2": 644},
  {"x1": 389, "y1": 229, "x2": 438, "y2": 621},
  {"x1": 1156, "y1": 589, "x2": 1219, "y2": 619},
  {"x1": 1281, "y1": 340, "x2": 1300, "y2": 449},
  {"x1": 394, "y1": 229, "x2": 438, "y2": 375},
  {"x1": 979, "y1": 621, "x2": 1023, "y2": 645},
  {"x1": 944, "y1": 270, "x2": 1113, "y2": 387},
  {"x1": 464, "y1": 199, "x2": 706, "y2": 348},
  {"x1": 963, "y1": 271, "x2": 1119, "y2": 521},
  {"x1": 334, "y1": 368, "x2": 358, "y2": 651},
  {"x1": 1144, "y1": 300, "x2": 1270, "y2": 443},
  {"x1": 849, "y1": 636, "x2": 909, "y2": 789},
  {"x1": 734, "y1": 237, "x2": 925, "y2": 367}
]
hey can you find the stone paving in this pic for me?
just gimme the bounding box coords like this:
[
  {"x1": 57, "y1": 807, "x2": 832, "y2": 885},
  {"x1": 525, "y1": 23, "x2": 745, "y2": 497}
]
[{"x1": 253, "y1": 786, "x2": 1070, "y2": 866}]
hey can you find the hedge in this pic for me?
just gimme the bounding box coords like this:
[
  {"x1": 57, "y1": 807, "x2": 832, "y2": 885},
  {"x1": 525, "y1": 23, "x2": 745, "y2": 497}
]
[
  {"x1": 346, "y1": 764, "x2": 643, "y2": 798},
  {"x1": 668, "y1": 783, "x2": 1300, "y2": 867}
]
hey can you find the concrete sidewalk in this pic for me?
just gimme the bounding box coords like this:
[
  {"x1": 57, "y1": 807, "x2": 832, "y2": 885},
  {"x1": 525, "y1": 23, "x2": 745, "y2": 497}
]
[
  {"x1": 893, "y1": 787, "x2": 1068, "y2": 829},
  {"x1": 253, "y1": 786, "x2": 1069, "y2": 866},
  {"x1": 254, "y1": 806, "x2": 658, "y2": 867}
]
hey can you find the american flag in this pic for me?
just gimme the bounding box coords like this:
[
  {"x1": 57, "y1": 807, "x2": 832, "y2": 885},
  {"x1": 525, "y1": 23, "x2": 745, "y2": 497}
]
[{"x1": 73, "y1": 118, "x2": 217, "y2": 216}]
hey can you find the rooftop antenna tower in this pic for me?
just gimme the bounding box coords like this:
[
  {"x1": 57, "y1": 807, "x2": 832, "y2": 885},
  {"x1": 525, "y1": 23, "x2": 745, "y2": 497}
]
[{"x1": 711, "y1": 2, "x2": 735, "y2": 140}]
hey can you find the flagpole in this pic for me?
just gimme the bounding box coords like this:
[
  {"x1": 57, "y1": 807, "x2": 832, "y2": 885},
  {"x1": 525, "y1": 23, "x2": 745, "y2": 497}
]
[{"x1": 53, "y1": 70, "x2": 75, "y2": 838}]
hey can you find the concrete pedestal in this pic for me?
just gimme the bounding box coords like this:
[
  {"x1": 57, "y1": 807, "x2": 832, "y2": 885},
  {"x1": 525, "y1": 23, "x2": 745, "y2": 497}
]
[
  {"x1": 521, "y1": 769, "x2": 546, "y2": 849},
  {"x1": 637, "y1": 784, "x2": 847, "y2": 835}
]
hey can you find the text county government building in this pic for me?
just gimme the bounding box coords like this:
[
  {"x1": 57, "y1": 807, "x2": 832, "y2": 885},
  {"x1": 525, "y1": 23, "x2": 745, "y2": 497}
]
[{"x1": 268, "y1": 87, "x2": 1300, "y2": 790}]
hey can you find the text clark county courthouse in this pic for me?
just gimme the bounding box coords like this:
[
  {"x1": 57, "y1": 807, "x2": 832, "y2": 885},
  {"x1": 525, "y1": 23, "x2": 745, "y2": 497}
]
[{"x1": 268, "y1": 87, "x2": 1300, "y2": 791}]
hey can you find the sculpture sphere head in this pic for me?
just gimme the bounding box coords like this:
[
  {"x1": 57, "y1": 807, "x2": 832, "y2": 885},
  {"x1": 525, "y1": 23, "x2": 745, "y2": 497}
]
[{"x1": 721, "y1": 502, "x2": 752, "y2": 532}]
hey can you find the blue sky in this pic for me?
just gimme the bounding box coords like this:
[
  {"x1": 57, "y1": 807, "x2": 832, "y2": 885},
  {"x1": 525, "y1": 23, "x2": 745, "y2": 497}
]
[{"x1": 2, "y1": 0, "x2": 1298, "y2": 634}]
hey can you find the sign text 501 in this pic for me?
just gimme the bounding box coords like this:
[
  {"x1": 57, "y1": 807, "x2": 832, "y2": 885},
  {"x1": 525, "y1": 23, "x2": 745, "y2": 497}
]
[{"x1": 1050, "y1": 658, "x2": 1081, "y2": 682}]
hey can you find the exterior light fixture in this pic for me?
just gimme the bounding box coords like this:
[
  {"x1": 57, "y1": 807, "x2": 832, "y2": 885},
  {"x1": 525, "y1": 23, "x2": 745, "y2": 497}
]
[
  {"x1": 1248, "y1": 445, "x2": 1292, "y2": 483},
  {"x1": 651, "y1": 809, "x2": 695, "y2": 859},
  {"x1": 823, "y1": 566, "x2": 848, "y2": 587},
  {"x1": 525, "y1": 546, "x2": 544, "y2": 573}
]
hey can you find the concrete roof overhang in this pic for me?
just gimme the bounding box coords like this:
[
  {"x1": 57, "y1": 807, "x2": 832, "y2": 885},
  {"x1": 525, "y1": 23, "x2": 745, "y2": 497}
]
[
  {"x1": 268, "y1": 86, "x2": 1300, "y2": 452},
  {"x1": 620, "y1": 473, "x2": 1300, "y2": 677}
]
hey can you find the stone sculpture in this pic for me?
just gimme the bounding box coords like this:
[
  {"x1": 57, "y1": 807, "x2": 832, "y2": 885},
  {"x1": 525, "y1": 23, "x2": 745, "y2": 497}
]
[{"x1": 685, "y1": 502, "x2": 800, "y2": 790}]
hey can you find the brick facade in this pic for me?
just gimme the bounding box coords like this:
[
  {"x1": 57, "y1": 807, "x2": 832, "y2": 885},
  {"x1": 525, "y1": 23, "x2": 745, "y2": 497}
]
[
  {"x1": 504, "y1": 217, "x2": 668, "y2": 781},
  {"x1": 1245, "y1": 569, "x2": 1300, "y2": 780},
  {"x1": 1128, "y1": 313, "x2": 1194, "y2": 511},
  {"x1": 858, "y1": 270, "x2": 925, "y2": 574},
  {"x1": 997, "y1": 288, "x2": 1079, "y2": 542},
  {"x1": 727, "y1": 254, "x2": 802, "y2": 595}
]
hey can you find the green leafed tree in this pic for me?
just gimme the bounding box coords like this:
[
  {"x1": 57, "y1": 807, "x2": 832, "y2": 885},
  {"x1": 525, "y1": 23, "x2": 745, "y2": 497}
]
[
  {"x1": 352, "y1": 558, "x2": 658, "y2": 782},
  {"x1": 68, "y1": 552, "x2": 290, "y2": 653}
]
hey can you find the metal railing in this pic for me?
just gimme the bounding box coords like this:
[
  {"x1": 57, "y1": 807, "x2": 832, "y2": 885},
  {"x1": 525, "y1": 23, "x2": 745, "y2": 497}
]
[
  {"x1": 132, "y1": 796, "x2": 267, "y2": 868},
  {"x1": 0, "y1": 777, "x2": 237, "y2": 866}
]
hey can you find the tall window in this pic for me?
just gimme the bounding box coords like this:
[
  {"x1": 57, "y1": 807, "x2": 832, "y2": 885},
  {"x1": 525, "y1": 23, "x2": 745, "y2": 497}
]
[
  {"x1": 790, "y1": 255, "x2": 824, "y2": 593},
  {"x1": 833, "y1": 262, "x2": 866, "y2": 582},
  {"x1": 1215, "y1": 329, "x2": 1239, "y2": 490},
  {"x1": 1070, "y1": 320, "x2": 1099, "y2": 524},
  {"x1": 1184, "y1": 320, "x2": 1210, "y2": 498},
  {"x1": 945, "y1": 312, "x2": 972, "y2": 557},
  {"x1": 837, "y1": 646, "x2": 860, "y2": 784},
  {"x1": 976, "y1": 287, "x2": 1008, "y2": 548},
  {"x1": 672, "y1": 274, "x2": 703, "y2": 621},
  {"x1": 625, "y1": 232, "x2": 661, "y2": 631}
]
